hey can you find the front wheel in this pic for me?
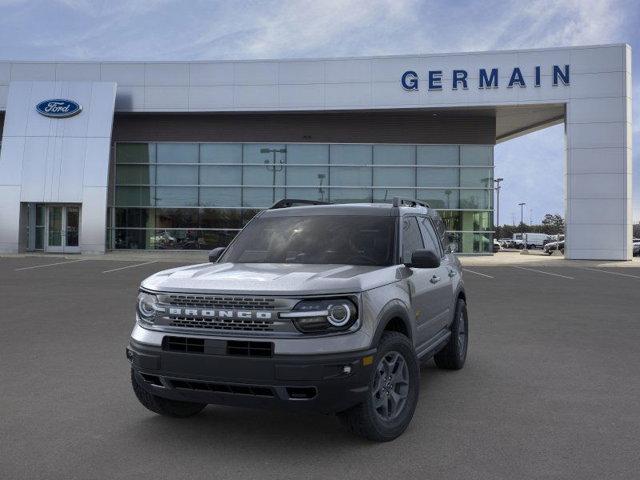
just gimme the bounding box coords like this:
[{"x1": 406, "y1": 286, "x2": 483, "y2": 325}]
[
  {"x1": 434, "y1": 298, "x2": 468, "y2": 370},
  {"x1": 338, "y1": 332, "x2": 419, "y2": 442}
]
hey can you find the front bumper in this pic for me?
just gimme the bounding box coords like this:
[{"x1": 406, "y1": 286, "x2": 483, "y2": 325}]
[{"x1": 127, "y1": 338, "x2": 376, "y2": 414}]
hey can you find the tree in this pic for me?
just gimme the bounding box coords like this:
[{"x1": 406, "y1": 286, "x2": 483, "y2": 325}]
[{"x1": 541, "y1": 214, "x2": 564, "y2": 230}]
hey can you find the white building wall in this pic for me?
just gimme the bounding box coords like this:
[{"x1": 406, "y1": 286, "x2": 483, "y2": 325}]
[
  {"x1": 0, "y1": 81, "x2": 116, "y2": 253},
  {"x1": 0, "y1": 44, "x2": 633, "y2": 259}
]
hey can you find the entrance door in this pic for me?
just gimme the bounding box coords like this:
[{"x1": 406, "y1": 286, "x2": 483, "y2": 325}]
[{"x1": 45, "y1": 205, "x2": 81, "y2": 253}]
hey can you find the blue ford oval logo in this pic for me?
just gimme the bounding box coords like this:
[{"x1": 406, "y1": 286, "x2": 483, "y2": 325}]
[{"x1": 36, "y1": 99, "x2": 82, "y2": 118}]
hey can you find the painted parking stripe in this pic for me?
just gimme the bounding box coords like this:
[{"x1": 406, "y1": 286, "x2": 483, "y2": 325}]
[
  {"x1": 580, "y1": 267, "x2": 640, "y2": 279},
  {"x1": 102, "y1": 261, "x2": 157, "y2": 274},
  {"x1": 463, "y1": 269, "x2": 494, "y2": 279},
  {"x1": 512, "y1": 266, "x2": 574, "y2": 280},
  {"x1": 15, "y1": 259, "x2": 86, "y2": 271}
]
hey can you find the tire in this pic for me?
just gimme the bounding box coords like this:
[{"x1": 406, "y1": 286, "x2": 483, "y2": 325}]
[
  {"x1": 131, "y1": 369, "x2": 206, "y2": 418},
  {"x1": 337, "y1": 332, "x2": 419, "y2": 442},
  {"x1": 434, "y1": 298, "x2": 468, "y2": 370}
]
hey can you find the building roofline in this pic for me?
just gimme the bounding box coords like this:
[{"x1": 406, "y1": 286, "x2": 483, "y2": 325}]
[{"x1": 0, "y1": 43, "x2": 630, "y2": 65}]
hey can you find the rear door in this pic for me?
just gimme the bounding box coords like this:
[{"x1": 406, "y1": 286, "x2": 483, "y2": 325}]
[
  {"x1": 401, "y1": 216, "x2": 446, "y2": 348},
  {"x1": 418, "y1": 216, "x2": 455, "y2": 333}
]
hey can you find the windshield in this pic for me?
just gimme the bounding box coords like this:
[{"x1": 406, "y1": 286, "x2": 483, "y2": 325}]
[{"x1": 221, "y1": 215, "x2": 396, "y2": 266}]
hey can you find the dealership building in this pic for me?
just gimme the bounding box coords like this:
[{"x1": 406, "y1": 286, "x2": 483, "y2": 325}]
[{"x1": 0, "y1": 44, "x2": 633, "y2": 259}]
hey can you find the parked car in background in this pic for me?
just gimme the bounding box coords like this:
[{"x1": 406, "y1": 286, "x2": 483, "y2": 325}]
[
  {"x1": 513, "y1": 233, "x2": 553, "y2": 249},
  {"x1": 633, "y1": 238, "x2": 640, "y2": 256},
  {"x1": 498, "y1": 238, "x2": 515, "y2": 248},
  {"x1": 543, "y1": 240, "x2": 565, "y2": 255},
  {"x1": 493, "y1": 239, "x2": 501, "y2": 253}
]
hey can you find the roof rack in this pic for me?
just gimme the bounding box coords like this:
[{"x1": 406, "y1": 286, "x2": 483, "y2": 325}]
[
  {"x1": 270, "y1": 199, "x2": 331, "y2": 209},
  {"x1": 392, "y1": 197, "x2": 430, "y2": 208}
]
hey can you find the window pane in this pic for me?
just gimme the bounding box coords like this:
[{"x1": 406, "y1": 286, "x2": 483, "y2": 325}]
[
  {"x1": 287, "y1": 144, "x2": 328, "y2": 165},
  {"x1": 200, "y1": 144, "x2": 242, "y2": 164},
  {"x1": 287, "y1": 165, "x2": 329, "y2": 188},
  {"x1": 438, "y1": 210, "x2": 461, "y2": 231},
  {"x1": 330, "y1": 188, "x2": 371, "y2": 203},
  {"x1": 35, "y1": 226, "x2": 44, "y2": 250},
  {"x1": 401, "y1": 217, "x2": 424, "y2": 264},
  {"x1": 460, "y1": 211, "x2": 493, "y2": 231},
  {"x1": 417, "y1": 145, "x2": 459, "y2": 165},
  {"x1": 155, "y1": 187, "x2": 198, "y2": 206},
  {"x1": 418, "y1": 217, "x2": 441, "y2": 256},
  {"x1": 115, "y1": 208, "x2": 154, "y2": 228},
  {"x1": 116, "y1": 143, "x2": 155, "y2": 164},
  {"x1": 460, "y1": 189, "x2": 492, "y2": 209},
  {"x1": 113, "y1": 228, "x2": 238, "y2": 250},
  {"x1": 373, "y1": 145, "x2": 414, "y2": 165},
  {"x1": 157, "y1": 143, "x2": 198, "y2": 164},
  {"x1": 35, "y1": 205, "x2": 45, "y2": 226},
  {"x1": 417, "y1": 189, "x2": 459, "y2": 209},
  {"x1": 460, "y1": 168, "x2": 493, "y2": 188},
  {"x1": 330, "y1": 166, "x2": 371, "y2": 187},
  {"x1": 116, "y1": 165, "x2": 155, "y2": 185},
  {"x1": 155, "y1": 209, "x2": 199, "y2": 229},
  {"x1": 243, "y1": 144, "x2": 286, "y2": 187},
  {"x1": 461, "y1": 145, "x2": 493, "y2": 165},
  {"x1": 156, "y1": 165, "x2": 198, "y2": 185},
  {"x1": 199, "y1": 209, "x2": 244, "y2": 229},
  {"x1": 199, "y1": 187, "x2": 242, "y2": 207},
  {"x1": 373, "y1": 188, "x2": 414, "y2": 203},
  {"x1": 374, "y1": 167, "x2": 413, "y2": 187},
  {"x1": 200, "y1": 165, "x2": 241, "y2": 185},
  {"x1": 330, "y1": 144, "x2": 371, "y2": 165},
  {"x1": 285, "y1": 187, "x2": 327, "y2": 202},
  {"x1": 418, "y1": 168, "x2": 458, "y2": 187},
  {"x1": 115, "y1": 186, "x2": 154, "y2": 206},
  {"x1": 243, "y1": 187, "x2": 285, "y2": 208}
]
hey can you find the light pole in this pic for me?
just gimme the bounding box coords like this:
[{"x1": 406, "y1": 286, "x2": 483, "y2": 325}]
[
  {"x1": 494, "y1": 178, "x2": 503, "y2": 227},
  {"x1": 518, "y1": 202, "x2": 527, "y2": 252},
  {"x1": 444, "y1": 189, "x2": 452, "y2": 209},
  {"x1": 317, "y1": 173, "x2": 326, "y2": 202},
  {"x1": 261, "y1": 147, "x2": 287, "y2": 203}
]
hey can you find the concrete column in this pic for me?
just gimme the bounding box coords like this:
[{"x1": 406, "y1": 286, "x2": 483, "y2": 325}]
[{"x1": 564, "y1": 45, "x2": 632, "y2": 260}]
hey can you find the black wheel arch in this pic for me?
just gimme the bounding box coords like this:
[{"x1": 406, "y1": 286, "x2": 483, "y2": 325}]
[{"x1": 371, "y1": 300, "x2": 414, "y2": 348}]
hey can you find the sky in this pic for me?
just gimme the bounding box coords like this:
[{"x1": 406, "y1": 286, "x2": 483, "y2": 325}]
[{"x1": 0, "y1": 0, "x2": 638, "y2": 225}]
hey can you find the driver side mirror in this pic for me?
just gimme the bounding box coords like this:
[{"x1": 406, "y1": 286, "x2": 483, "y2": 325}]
[
  {"x1": 406, "y1": 249, "x2": 440, "y2": 269},
  {"x1": 208, "y1": 247, "x2": 225, "y2": 263}
]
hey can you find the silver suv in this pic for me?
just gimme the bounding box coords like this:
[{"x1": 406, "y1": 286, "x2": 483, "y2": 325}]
[{"x1": 127, "y1": 198, "x2": 468, "y2": 441}]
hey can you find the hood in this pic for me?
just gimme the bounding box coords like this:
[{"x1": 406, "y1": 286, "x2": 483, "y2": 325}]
[{"x1": 141, "y1": 262, "x2": 399, "y2": 296}]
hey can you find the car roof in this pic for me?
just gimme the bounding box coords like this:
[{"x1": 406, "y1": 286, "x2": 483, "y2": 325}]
[{"x1": 261, "y1": 202, "x2": 433, "y2": 218}]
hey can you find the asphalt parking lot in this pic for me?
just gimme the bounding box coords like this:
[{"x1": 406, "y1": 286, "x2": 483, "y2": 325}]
[{"x1": 1, "y1": 256, "x2": 639, "y2": 480}]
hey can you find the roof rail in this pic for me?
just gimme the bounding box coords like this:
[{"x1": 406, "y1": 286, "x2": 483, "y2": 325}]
[
  {"x1": 270, "y1": 199, "x2": 331, "y2": 209},
  {"x1": 391, "y1": 197, "x2": 430, "y2": 208}
]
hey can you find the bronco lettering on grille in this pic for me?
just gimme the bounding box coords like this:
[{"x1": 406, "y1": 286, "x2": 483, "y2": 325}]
[{"x1": 166, "y1": 308, "x2": 272, "y2": 320}]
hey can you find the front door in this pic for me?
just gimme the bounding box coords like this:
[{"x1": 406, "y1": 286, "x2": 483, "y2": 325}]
[{"x1": 45, "y1": 205, "x2": 81, "y2": 253}]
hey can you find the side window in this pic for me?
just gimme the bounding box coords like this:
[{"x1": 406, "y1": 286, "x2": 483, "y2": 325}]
[
  {"x1": 429, "y1": 214, "x2": 450, "y2": 253},
  {"x1": 419, "y1": 217, "x2": 443, "y2": 257},
  {"x1": 401, "y1": 217, "x2": 424, "y2": 264}
]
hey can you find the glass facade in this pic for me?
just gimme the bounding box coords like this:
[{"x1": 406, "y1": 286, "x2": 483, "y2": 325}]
[{"x1": 109, "y1": 143, "x2": 494, "y2": 253}]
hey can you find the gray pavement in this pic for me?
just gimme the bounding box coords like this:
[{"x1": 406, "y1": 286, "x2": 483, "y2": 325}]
[{"x1": 1, "y1": 257, "x2": 639, "y2": 479}]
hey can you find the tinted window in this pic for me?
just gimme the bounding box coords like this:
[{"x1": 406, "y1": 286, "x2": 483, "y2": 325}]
[
  {"x1": 401, "y1": 217, "x2": 424, "y2": 264},
  {"x1": 419, "y1": 217, "x2": 442, "y2": 257},
  {"x1": 221, "y1": 215, "x2": 396, "y2": 266},
  {"x1": 429, "y1": 213, "x2": 450, "y2": 252}
]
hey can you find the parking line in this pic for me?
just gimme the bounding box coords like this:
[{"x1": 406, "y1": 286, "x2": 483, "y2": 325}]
[
  {"x1": 463, "y1": 269, "x2": 494, "y2": 279},
  {"x1": 15, "y1": 259, "x2": 86, "y2": 271},
  {"x1": 102, "y1": 261, "x2": 157, "y2": 274},
  {"x1": 513, "y1": 266, "x2": 574, "y2": 280},
  {"x1": 580, "y1": 267, "x2": 640, "y2": 279}
]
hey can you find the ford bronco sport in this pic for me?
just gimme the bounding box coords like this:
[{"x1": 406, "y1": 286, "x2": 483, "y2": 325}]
[{"x1": 127, "y1": 198, "x2": 468, "y2": 441}]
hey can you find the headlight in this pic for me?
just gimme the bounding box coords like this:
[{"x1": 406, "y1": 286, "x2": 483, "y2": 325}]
[
  {"x1": 137, "y1": 291, "x2": 158, "y2": 325},
  {"x1": 280, "y1": 298, "x2": 358, "y2": 334}
]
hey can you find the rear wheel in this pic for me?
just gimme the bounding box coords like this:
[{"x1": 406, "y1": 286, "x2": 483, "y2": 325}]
[
  {"x1": 338, "y1": 332, "x2": 419, "y2": 442},
  {"x1": 131, "y1": 369, "x2": 206, "y2": 418},
  {"x1": 434, "y1": 298, "x2": 468, "y2": 370}
]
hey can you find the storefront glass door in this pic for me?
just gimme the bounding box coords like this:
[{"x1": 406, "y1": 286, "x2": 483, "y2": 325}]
[{"x1": 45, "y1": 205, "x2": 81, "y2": 253}]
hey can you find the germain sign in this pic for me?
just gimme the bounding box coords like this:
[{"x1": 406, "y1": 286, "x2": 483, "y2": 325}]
[
  {"x1": 401, "y1": 65, "x2": 570, "y2": 91},
  {"x1": 36, "y1": 99, "x2": 82, "y2": 118}
]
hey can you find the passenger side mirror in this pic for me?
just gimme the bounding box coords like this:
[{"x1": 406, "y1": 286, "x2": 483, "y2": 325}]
[
  {"x1": 406, "y1": 249, "x2": 440, "y2": 269},
  {"x1": 208, "y1": 247, "x2": 225, "y2": 263}
]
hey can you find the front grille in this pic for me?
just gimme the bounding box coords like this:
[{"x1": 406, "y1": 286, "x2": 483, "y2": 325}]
[
  {"x1": 166, "y1": 295, "x2": 276, "y2": 310},
  {"x1": 163, "y1": 336, "x2": 205, "y2": 353},
  {"x1": 168, "y1": 317, "x2": 275, "y2": 332},
  {"x1": 169, "y1": 379, "x2": 274, "y2": 397},
  {"x1": 226, "y1": 340, "x2": 273, "y2": 357}
]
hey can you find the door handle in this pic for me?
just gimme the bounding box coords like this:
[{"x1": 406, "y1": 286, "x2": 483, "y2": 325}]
[{"x1": 430, "y1": 275, "x2": 441, "y2": 284}]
